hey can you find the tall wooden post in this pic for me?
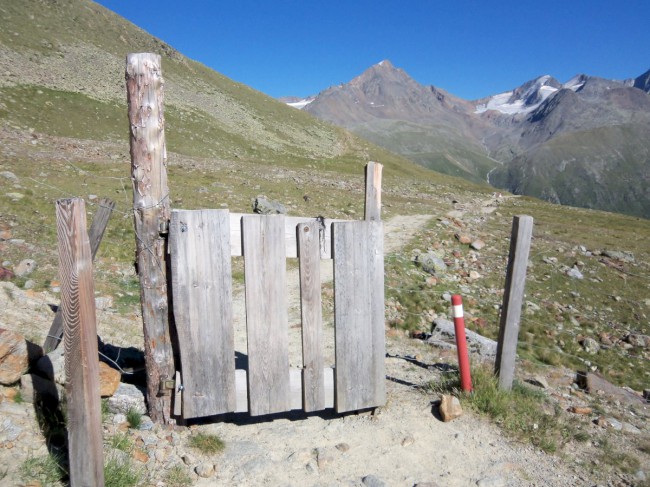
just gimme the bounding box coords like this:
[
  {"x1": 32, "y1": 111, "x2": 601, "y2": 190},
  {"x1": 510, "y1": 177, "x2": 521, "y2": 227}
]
[
  {"x1": 56, "y1": 198, "x2": 104, "y2": 487},
  {"x1": 364, "y1": 161, "x2": 383, "y2": 221},
  {"x1": 126, "y1": 53, "x2": 175, "y2": 423},
  {"x1": 495, "y1": 215, "x2": 533, "y2": 390}
]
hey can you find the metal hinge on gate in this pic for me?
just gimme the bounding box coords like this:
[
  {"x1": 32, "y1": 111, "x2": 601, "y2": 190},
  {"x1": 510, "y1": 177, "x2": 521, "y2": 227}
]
[{"x1": 158, "y1": 378, "x2": 176, "y2": 396}]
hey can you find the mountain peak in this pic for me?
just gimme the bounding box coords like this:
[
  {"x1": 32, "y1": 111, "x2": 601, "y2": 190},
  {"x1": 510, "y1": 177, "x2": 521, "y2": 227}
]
[{"x1": 376, "y1": 59, "x2": 394, "y2": 69}]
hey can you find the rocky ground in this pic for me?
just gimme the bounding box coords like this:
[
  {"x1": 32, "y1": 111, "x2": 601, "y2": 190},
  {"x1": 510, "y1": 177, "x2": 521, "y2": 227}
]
[{"x1": 1, "y1": 212, "x2": 649, "y2": 486}]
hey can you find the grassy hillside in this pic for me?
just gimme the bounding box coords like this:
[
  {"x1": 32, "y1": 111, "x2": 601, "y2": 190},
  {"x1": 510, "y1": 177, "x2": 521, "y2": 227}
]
[{"x1": 0, "y1": 0, "x2": 649, "y2": 395}]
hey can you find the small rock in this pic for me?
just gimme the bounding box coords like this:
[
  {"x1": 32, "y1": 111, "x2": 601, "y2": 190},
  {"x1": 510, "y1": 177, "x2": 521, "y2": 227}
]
[
  {"x1": 566, "y1": 267, "x2": 583, "y2": 280},
  {"x1": 362, "y1": 474, "x2": 387, "y2": 487},
  {"x1": 602, "y1": 249, "x2": 635, "y2": 263},
  {"x1": 439, "y1": 394, "x2": 463, "y2": 422},
  {"x1": 6, "y1": 192, "x2": 24, "y2": 201},
  {"x1": 622, "y1": 422, "x2": 642, "y2": 435},
  {"x1": 416, "y1": 252, "x2": 447, "y2": 275},
  {"x1": 95, "y1": 296, "x2": 114, "y2": 310},
  {"x1": 14, "y1": 259, "x2": 37, "y2": 277},
  {"x1": 316, "y1": 447, "x2": 335, "y2": 470},
  {"x1": 107, "y1": 383, "x2": 146, "y2": 414},
  {"x1": 195, "y1": 462, "x2": 215, "y2": 478},
  {"x1": 112, "y1": 413, "x2": 127, "y2": 425},
  {"x1": 415, "y1": 483, "x2": 442, "y2": 487},
  {"x1": 182, "y1": 453, "x2": 197, "y2": 466},
  {"x1": 454, "y1": 233, "x2": 472, "y2": 245},
  {"x1": 401, "y1": 435, "x2": 415, "y2": 447},
  {"x1": 335, "y1": 442, "x2": 350, "y2": 452},
  {"x1": 138, "y1": 416, "x2": 154, "y2": 431},
  {"x1": 0, "y1": 328, "x2": 43, "y2": 385},
  {"x1": 0, "y1": 171, "x2": 18, "y2": 181},
  {"x1": 470, "y1": 240, "x2": 485, "y2": 251},
  {"x1": 580, "y1": 337, "x2": 599, "y2": 354},
  {"x1": 526, "y1": 376, "x2": 549, "y2": 389},
  {"x1": 568, "y1": 406, "x2": 593, "y2": 415},
  {"x1": 99, "y1": 362, "x2": 121, "y2": 397},
  {"x1": 23, "y1": 279, "x2": 35, "y2": 289},
  {"x1": 468, "y1": 270, "x2": 481, "y2": 280},
  {"x1": 252, "y1": 196, "x2": 286, "y2": 215},
  {"x1": 132, "y1": 449, "x2": 149, "y2": 463},
  {"x1": 625, "y1": 334, "x2": 650, "y2": 349}
]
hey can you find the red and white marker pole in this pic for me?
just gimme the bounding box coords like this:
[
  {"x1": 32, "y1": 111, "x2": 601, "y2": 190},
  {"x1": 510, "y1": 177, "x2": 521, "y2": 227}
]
[{"x1": 451, "y1": 294, "x2": 473, "y2": 392}]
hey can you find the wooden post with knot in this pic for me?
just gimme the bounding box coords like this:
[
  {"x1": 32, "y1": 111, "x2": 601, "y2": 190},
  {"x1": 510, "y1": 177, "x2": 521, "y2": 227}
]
[{"x1": 126, "y1": 52, "x2": 176, "y2": 423}]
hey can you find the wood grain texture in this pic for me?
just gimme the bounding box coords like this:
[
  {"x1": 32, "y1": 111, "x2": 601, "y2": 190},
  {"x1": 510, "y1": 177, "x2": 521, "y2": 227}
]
[
  {"x1": 297, "y1": 222, "x2": 325, "y2": 412},
  {"x1": 364, "y1": 162, "x2": 383, "y2": 222},
  {"x1": 169, "y1": 209, "x2": 236, "y2": 418},
  {"x1": 56, "y1": 198, "x2": 104, "y2": 486},
  {"x1": 495, "y1": 215, "x2": 534, "y2": 391},
  {"x1": 126, "y1": 52, "x2": 175, "y2": 423},
  {"x1": 230, "y1": 213, "x2": 345, "y2": 259},
  {"x1": 333, "y1": 221, "x2": 386, "y2": 413},
  {"x1": 44, "y1": 198, "x2": 115, "y2": 353},
  {"x1": 242, "y1": 215, "x2": 290, "y2": 416}
]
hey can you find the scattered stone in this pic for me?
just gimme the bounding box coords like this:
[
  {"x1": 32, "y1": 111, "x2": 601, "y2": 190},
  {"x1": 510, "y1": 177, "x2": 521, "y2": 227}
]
[
  {"x1": 580, "y1": 337, "x2": 599, "y2": 354},
  {"x1": 526, "y1": 376, "x2": 549, "y2": 389},
  {"x1": 252, "y1": 196, "x2": 286, "y2": 215},
  {"x1": 99, "y1": 362, "x2": 121, "y2": 397},
  {"x1": 439, "y1": 394, "x2": 463, "y2": 422},
  {"x1": 401, "y1": 435, "x2": 415, "y2": 447},
  {"x1": 468, "y1": 270, "x2": 481, "y2": 280},
  {"x1": 622, "y1": 423, "x2": 642, "y2": 435},
  {"x1": 566, "y1": 267, "x2": 584, "y2": 280},
  {"x1": 316, "y1": 447, "x2": 335, "y2": 471},
  {"x1": 335, "y1": 442, "x2": 350, "y2": 452},
  {"x1": 416, "y1": 252, "x2": 447, "y2": 275},
  {"x1": 0, "y1": 171, "x2": 18, "y2": 181},
  {"x1": 182, "y1": 453, "x2": 197, "y2": 466},
  {"x1": 602, "y1": 249, "x2": 635, "y2": 263},
  {"x1": 625, "y1": 334, "x2": 650, "y2": 349},
  {"x1": 430, "y1": 318, "x2": 497, "y2": 356},
  {"x1": 195, "y1": 463, "x2": 215, "y2": 478},
  {"x1": 454, "y1": 233, "x2": 472, "y2": 245},
  {"x1": 0, "y1": 329, "x2": 43, "y2": 385},
  {"x1": 112, "y1": 413, "x2": 127, "y2": 425},
  {"x1": 138, "y1": 415, "x2": 154, "y2": 431},
  {"x1": 107, "y1": 383, "x2": 147, "y2": 414},
  {"x1": 470, "y1": 240, "x2": 485, "y2": 251},
  {"x1": 415, "y1": 483, "x2": 442, "y2": 487},
  {"x1": 362, "y1": 474, "x2": 387, "y2": 487},
  {"x1": 132, "y1": 449, "x2": 149, "y2": 463},
  {"x1": 5, "y1": 192, "x2": 24, "y2": 201},
  {"x1": 568, "y1": 406, "x2": 593, "y2": 415},
  {"x1": 13, "y1": 259, "x2": 36, "y2": 277},
  {"x1": 23, "y1": 279, "x2": 35, "y2": 289},
  {"x1": 95, "y1": 296, "x2": 114, "y2": 310},
  {"x1": 581, "y1": 372, "x2": 646, "y2": 406}
]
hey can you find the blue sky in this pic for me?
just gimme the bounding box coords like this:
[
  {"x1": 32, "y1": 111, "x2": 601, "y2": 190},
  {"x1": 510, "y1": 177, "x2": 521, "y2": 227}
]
[{"x1": 96, "y1": 0, "x2": 649, "y2": 100}]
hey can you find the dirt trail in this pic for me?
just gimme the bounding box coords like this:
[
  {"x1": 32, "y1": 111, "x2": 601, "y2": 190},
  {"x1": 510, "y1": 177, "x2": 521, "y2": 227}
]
[{"x1": 215, "y1": 213, "x2": 583, "y2": 486}]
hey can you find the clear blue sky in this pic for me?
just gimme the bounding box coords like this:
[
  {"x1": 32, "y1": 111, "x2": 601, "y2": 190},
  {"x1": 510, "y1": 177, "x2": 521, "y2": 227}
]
[{"x1": 95, "y1": 0, "x2": 649, "y2": 100}]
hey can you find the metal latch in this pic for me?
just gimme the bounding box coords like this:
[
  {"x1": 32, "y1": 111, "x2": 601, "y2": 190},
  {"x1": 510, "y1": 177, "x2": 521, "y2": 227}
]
[{"x1": 158, "y1": 379, "x2": 176, "y2": 396}]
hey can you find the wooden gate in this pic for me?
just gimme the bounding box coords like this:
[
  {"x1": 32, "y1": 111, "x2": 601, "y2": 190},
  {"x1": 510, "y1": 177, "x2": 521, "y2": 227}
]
[{"x1": 168, "y1": 163, "x2": 385, "y2": 418}]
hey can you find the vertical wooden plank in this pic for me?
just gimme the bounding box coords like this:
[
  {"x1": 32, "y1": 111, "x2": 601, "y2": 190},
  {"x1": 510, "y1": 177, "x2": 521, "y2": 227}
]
[
  {"x1": 242, "y1": 215, "x2": 290, "y2": 415},
  {"x1": 126, "y1": 52, "x2": 175, "y2": 423},
  {"x1": 297, "y1": 222, "x2": 325, "y2": 412},
  {"x1": 333, "y1": 221, "x2": 386, "y2": 412},
  {"x1": 169, "y1": 209, "x2": 235, "y2": 418},
  {"x1": 495, "y1": 215, "x2": 534, "y2": 391},
  {"x1": 44, "y1": 198, "x2": 116, "y2": 353},
  {"x1": 364, "y1": 162, "x2": 383, "y2": 222},
  {"x1": 56, "y1": 198, "x2": 104, "y2": 487}
]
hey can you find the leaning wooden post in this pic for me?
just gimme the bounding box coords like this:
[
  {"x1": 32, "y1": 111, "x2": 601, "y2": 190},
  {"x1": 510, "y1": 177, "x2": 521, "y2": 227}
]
[
  {"x1": 56, "y1": 198, "x2": 104, "y2": 487},
  {"x1": 44, "y1": 197, "x2": 116, "y2": 352},
  {"x1": 126, "y1": 53, "x2": 175, "y2": 423},
  {"x1": 495, "y1": 215, "x2": 533, "y2": 390},
  {"x1": 364, "y1": 161, "x2": 383, "y2": 221}
]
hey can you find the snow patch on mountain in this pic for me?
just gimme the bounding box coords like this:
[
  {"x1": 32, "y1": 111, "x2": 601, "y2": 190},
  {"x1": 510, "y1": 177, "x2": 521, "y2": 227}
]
[{"x1": 286, "y1": 98, "x2": 314, "y2": 109}]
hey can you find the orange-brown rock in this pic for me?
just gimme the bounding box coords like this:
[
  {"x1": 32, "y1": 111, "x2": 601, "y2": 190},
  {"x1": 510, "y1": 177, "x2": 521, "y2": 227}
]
[
  {"x1": 99, "y1": 361, "x2": 121, "y2": 397},
  {"x1": 0, "y1": 329, "x2": 42, "y2": 385}
]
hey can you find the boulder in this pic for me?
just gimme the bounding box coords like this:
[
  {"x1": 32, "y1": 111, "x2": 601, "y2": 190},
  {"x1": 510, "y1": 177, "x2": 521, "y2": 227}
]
[
  {"x1": 99, "y1": 362, "x2": 121, "y2": 397},
  {"x1": 252, "y1": 196, "x2": 286, "y2": 215},
  {"x1": 20, "y1": 373, "x2": 63, "y2": 404},
  {"x1": 107, "y1": 383, "x2": 146, "y2": 414},
  {"x1": 0, "y1": 329, "x2": 43, "y2": 385},
  {"x1": 416, "y1": 252, "x2": 447, "y2": 275},
  {"x1": 13, "y1": 259, "x2": 37, "y2": 277}
]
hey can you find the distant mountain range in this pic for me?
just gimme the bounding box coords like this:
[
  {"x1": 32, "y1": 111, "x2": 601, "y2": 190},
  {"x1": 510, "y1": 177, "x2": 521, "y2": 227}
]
[{"x1": 285, "y1": 61, "x2": 650, "y2": 218}]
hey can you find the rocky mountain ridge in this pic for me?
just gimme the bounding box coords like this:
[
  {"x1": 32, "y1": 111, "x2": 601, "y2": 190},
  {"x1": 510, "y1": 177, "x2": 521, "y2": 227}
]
[{"x1": 289, "y1": 61, "x2": 650, "y2": 218}]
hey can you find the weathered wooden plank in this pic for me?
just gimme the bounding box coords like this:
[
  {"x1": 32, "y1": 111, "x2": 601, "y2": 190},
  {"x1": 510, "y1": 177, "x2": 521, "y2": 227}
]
[
  {"x1": 44, "y1": 197, "x2": 116, "y2": 353},
  {"x1": 234, "y1": 368, "x2": 335, "y2": 413},
  {"x1": 364, "y1": 162, "x2": 383, "y2": 222},
  {"x1": 242, "y1": 215, "x2": 290, "y2": 416},
  {"x1": 297, "y1": 222, "x2": 325, "y2": 412},
  {"x1": 169, "y1": 209, "x2": 236, "y2": 418},
  {"x1": 495, "y1": 215, "x2": 534, "y2": 391},
  {"x1": 230, "y1": 214, "x2": 346, "y2": 259},
  {"x1": 126, "y1": 52, "x2": 175, "y2": 423},
  {"x1": 55, "y1": 198, "x2": 104, "y2": 486},
  {"x1": 333, "y1": 221, "x2": 386, "y2": 412}
]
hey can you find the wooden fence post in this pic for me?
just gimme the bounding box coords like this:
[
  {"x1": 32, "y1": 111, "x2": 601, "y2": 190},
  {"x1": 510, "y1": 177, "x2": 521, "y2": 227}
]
[
  {"x1": 126, "y1": 53, "x2": 175, "y2": 423},
  {"x1": 56, "y1": 198, "x2": 104, "y2": 486},
  {"x1": 44, "y1": 197, "x2": 116, "y2": 353},
  {"x1": 495, "y1": 215, "x2": 534, "y2": 390},
  {"x1": 364, "y1": 161, "x2": 383, "y2": 221}
]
